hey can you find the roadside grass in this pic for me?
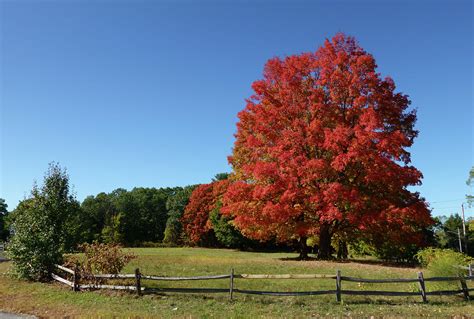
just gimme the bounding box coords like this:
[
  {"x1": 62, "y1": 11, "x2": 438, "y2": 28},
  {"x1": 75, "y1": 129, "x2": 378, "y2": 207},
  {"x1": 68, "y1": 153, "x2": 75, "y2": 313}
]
[{"x1": 0, "y1": 247, "x2": 473, "y2": 318}]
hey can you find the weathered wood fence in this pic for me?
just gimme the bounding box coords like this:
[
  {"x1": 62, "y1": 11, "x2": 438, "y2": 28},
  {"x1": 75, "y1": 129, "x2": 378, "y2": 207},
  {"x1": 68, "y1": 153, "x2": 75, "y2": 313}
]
[{"x1": 52, "y1": 264, "x2": 474, "y2": 303}]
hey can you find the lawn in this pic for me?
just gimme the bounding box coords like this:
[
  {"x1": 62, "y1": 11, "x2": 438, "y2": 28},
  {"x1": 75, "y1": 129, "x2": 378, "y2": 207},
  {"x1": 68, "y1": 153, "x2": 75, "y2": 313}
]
[{"x1": 0, "y1": 247, "x2": 473, "y2": 318}]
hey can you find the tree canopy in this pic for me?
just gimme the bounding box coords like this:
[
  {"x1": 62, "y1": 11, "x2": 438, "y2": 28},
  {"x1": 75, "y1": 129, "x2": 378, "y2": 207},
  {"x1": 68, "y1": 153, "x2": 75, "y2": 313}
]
[
  {"x1": 79, "y1": 187, "x2": 180, "y2": 247},
  {"x1": 223, "y1": 33, "x2": 433, "y2": 259},
  {"x1": 0, "y1": 198, "x2": 9, "y2": 241},
  {"x1": 8, "y1": 163, "x2": 77, "y2": 280},
  {"x1": 467, "y1": 166, "x2": 474, "y2": 207},
  {"x1": 163, "y1": 185, "x2": 197, "y2": 246}
]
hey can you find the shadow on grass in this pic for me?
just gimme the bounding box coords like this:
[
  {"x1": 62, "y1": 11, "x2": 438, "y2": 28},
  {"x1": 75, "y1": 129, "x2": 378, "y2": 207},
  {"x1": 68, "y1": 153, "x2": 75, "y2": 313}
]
[
  {"x1": 138, "y1": 292, "x2": 466, "y2": 306},
  {"x1": 341, "y1": 298, "x2": 410, "y2": 306},
  {"x1": 278, "y1": 256, "x2": 319, "y2": 261},
  {"x1": 275, "y1": 255, "x2": 417, "y2": 269},
  {"x1": 348, "y1": 258, "x2": 417, "y2": 269}
]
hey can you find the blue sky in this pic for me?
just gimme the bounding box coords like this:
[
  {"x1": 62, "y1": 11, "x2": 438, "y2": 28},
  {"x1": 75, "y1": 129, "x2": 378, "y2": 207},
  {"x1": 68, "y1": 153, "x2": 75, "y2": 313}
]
[{"x1": 1, "y1": 0, "x2": 472, "y2": 217}]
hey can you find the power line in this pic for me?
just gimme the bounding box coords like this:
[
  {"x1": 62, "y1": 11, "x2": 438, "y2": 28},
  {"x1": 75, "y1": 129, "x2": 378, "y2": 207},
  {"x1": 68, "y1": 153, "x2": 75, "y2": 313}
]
[
  {"x1": 430, "y1": 198, "x2": 466, "y2": 204},
  {"x1": 432, "y1": 206, "x2": 474, "y2": 211}
]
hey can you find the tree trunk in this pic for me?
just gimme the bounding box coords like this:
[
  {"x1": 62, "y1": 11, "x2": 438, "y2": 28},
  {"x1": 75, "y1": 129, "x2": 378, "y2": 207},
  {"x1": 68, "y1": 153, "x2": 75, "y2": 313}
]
[
  {"x1": 337, "y1": 240, "x2": 348, "y2": 260},
  {"x1": 342, "y1": 240, "x2": 348, "y2": 259},
  {"x1": 318, "y1": 224, "x2": 332, "y2": 260},
  {"x1": 337, "y1": 240, "x2": 343, "y2": 259},
  {"x1": 298, "y1": 236, "x2": 309, "y2": 260}
]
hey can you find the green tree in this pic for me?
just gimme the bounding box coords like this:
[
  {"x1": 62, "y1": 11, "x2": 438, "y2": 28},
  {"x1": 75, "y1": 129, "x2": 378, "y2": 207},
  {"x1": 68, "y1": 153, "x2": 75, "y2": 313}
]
[
  {"x1": 434, "y1": 214, "x2": 473, "y2": 256},
  {"x1": 212, "y1": 173, "x2": 230, "y2": 182},
  {"x1": 113, "y1": 187, "x2": 177, "y2": 246},
  {"x1": 133, "y1": 187, "x2": 177, "y2": 243},
  {"x1": 83, "y1": 188, "x2": 125, "y2": 244},
  {"x1": 210, "y1": 174, "x2": 248, "y2": 248},
  {"x1": 0, "y1": 198, "x2": 9, "y2": 241},
  {"x1": 443, "y1": 214, "x2": 463, "y2": 251},
  {"x1": 81, "y1": 192, "x2": 116, "y2": 243},
  {"x1": 163, "y1": 185, "x2": 196, "y2": 245},
  {"x1": 79, "y1": 187, "x2": 178, "y2": 246},
  {"x1": 7, "y1": 163, "x2": 77, "y2": 281},
  {"x1": 467, "y1": 166, "x2": 474, "y2": 207},
  {"x1": 209, "y1": 201, "x2": 249, "y2": 248},
  {"x1": 62, "y1": 199, "x2": 86, "y2": 251}
]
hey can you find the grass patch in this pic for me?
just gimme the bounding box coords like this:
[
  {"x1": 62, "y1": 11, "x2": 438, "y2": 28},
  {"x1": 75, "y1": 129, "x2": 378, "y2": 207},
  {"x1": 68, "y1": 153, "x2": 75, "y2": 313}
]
[{"x1": 0, "y1": 247, "x2": 473, "y2": 318}]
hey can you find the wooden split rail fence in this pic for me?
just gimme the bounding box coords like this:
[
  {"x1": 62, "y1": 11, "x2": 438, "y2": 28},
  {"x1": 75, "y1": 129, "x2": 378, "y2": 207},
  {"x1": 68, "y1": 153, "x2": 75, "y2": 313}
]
[{"x1": 52, "y1": 264, "x2": 474, "y2": 302}]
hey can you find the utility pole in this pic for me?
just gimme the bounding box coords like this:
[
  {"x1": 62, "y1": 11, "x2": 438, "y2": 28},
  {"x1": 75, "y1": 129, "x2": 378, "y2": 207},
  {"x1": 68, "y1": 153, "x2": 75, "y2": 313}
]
[
  {"x1": 461, "y1": 203, "x2": 468, "y2": 253},
  {"x1": 458, "y1": 228, "x2": 463, "y2": 253}
]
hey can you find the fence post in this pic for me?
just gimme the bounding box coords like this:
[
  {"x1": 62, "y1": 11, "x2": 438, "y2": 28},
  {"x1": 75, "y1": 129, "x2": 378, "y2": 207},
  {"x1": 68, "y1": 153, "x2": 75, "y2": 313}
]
[
  {"x1": 417, "y1": 272, "x2": 427, "y2": 303},
  {"x1": 135, "y1": 268, "x2": 141, "y2": 296},
  {"x1": 72, "y1": 265, "x2": 79, "y2": 292},
  {"x1": 469, "y1": 264, "x2": 473, "y2": 277},
  {"x1": 459, "y1": 275, "x2": 470, "y2": 301},
  {"x1": 336, "y1": 270, "x2": 341, "y2": 302},
  {"x1": 229, "y1": 268, "x2": 234, "y2": 300}
]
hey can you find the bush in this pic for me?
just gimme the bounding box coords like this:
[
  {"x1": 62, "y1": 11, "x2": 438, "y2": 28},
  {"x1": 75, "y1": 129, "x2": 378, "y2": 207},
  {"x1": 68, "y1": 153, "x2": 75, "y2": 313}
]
[
  {"x1": 416, "y1": 248, "x2": 471, "y2": 291},
  {"x1": 374, "y1": 243, "x2": 420, "y2": 264},
  {"x1": 73, "y1": 242, "x2": 136, "y2": 275},
  {"x1": 416, "y1": 248, "x2": 471, "y2": 277},
  {"x1": 347, "y1": 240, "x2": 376, "y2": 258}
]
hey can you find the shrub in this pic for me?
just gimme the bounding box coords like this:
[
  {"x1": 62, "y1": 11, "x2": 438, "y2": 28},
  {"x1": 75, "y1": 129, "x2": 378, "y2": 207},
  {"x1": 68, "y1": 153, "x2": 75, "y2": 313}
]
[
  {"x1": 374, "y1": 243, "x2": 420, "y2": 264},
  {"x1": 347, "y1": 240, "x2": 376, "y2": 258},
  {"x1": 416, "y1": 248, "x2": 471, "y2": 290},
  {"x1": 72, "y1": 242, "x2": 136, "y2": 275},
  {"x1": 416, "y1": 248, "x2": 471, "y2": 276},
  {"x1": 416, "y1": 248, "x2": 471, "y2": 291}
]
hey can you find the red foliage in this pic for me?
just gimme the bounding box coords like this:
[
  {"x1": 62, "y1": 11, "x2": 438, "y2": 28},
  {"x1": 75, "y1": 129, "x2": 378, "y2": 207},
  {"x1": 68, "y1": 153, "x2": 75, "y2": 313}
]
[
  {"x1": 223, "y1": 33, "x2": 433, "y2": 254},
  {"x1": 181, "y1": 179, "x2": 230, "y2": 244}
]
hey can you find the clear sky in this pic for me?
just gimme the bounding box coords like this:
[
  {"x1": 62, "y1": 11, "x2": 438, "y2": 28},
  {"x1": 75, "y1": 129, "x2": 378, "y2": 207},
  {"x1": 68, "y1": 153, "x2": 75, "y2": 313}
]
[{"x1": 0, "y1": 0, "x2": 472, "y2": 217}]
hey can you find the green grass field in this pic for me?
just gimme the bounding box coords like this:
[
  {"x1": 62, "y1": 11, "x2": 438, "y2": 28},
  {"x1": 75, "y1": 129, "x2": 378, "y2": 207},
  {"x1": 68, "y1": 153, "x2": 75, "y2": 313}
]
[{"x1": 0, "y1": 247, "x2": 473, "y2": 318}]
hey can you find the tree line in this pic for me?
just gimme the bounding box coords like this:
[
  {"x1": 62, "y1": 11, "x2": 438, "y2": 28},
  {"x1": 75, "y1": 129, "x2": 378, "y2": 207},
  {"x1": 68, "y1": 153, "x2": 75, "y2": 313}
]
[
  {"x1": 1, "y1": 163, "x2": 472, "y2": 264},
  {"x1": 0, "y1": 166, "x2": 267, "y2": 252}
]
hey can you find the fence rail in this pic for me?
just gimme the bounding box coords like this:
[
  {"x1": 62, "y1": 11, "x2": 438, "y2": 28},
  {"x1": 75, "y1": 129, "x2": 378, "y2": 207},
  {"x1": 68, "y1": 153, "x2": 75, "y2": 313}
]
[
  {"x1": 237, "y1": 274, "x2": 336, "y2": 279},
  {"x1": 52, "y1": 264, "x2": 473, "y2": 303},
  {"x1": 142, "y1": 274, "x2": 231, "y2": 281},
  {"x1": 79, "y1": 284, "x2": 140, "y2": 291},
  {"x1": 341, "y1": 276, "x2": 419, "y2": 283}
]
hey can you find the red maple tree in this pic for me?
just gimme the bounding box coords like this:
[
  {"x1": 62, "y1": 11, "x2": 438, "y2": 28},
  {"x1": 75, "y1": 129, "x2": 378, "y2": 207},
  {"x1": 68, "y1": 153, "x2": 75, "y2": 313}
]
[
  {"x1": 181, "y1": 179, "x2": 230, "y2": 245},
  {"x1": 222, "y1": 33, "x2": 433, "y2": 259}
]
